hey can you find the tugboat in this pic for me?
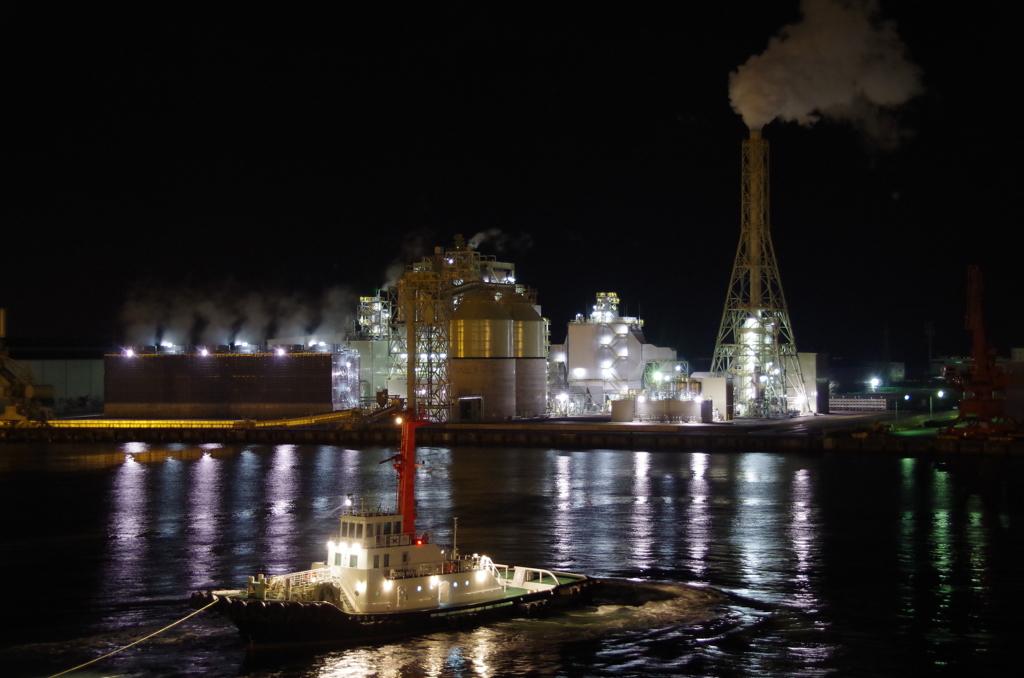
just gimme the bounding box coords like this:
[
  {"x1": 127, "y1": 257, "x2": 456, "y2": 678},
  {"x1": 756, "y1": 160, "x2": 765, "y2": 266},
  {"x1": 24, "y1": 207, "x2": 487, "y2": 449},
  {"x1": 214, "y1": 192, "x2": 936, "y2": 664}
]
[{"x1": 190, "y1": 417, "x2": 600, "y2": 646}]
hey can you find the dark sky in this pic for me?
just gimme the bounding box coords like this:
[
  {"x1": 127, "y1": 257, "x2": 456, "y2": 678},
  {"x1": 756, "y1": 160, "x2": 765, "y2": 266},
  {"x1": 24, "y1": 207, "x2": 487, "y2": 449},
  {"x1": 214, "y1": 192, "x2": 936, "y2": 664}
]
[{"x1": 5, "y1": 2, "x2": 1020, "y2": 371}]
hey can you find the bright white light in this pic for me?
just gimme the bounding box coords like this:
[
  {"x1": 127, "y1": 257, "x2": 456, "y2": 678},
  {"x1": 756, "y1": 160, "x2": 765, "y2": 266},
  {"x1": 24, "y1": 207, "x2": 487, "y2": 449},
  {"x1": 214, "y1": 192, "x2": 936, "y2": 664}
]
[
  {"x1": 555, "y1": 393, "x2": 568, "y2": 402},
  {"x1": 125, "y1": 348, "x2": 135, "y2": 357},
  {"x1": 653, "y1": 372, "x2": 662, "y2": 382},
  {"x1": 904, "y1": 394, "x2": 910, "y2": 401},
  {"x1": 384, "y1": 580, "x2": 393, "y2": 591},
  {"x1": 475, "y1": 570, "x2": 486, "y2": 582},
  {"x1": 240, "y1": 342, "x2": 248, "y2": 347},
  {"x1": 276, "y1": 348, "x2": 285, "y2": 356},
  {"x1": 319, "y1": 341, "x2": 326, "y2": 347},
  {"x1": 395, "y1": 417, "x2": 403, "y2": 425},
  {"x1": 572, "y1": 367, "x2": 586, "y2": 379},
  {"x1": 870, "y1": 378, "x2": 880, "y2": 387},
  {"x1": 601, "y1": 361, "x2": 612, "y2": 369},
  {"x1": 355, "y1": 581, "x2": 366, "y2": 593},
  {"x1": 200, "y1": 348, "x2": 209, "y2": 356},
  {"x1": 637, "y1": 395, "x2": 646, "y2": 403},
  {"x1": 328, "y1": 540, "x2": 335, "y2": 550},
  {"x1": 695, "y1": 396, "x2": 704, "y2": 403},
  {"x1": 938, "y1": 391, "x2": 945, "y2": 398}
]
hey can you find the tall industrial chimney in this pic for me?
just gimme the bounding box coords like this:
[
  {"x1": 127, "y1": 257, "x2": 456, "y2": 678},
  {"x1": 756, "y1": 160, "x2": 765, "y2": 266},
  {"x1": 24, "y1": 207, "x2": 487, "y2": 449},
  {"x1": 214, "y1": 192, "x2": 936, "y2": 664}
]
[{"x1": 711, "y1": 128, "x2": 805, "y2": 418}]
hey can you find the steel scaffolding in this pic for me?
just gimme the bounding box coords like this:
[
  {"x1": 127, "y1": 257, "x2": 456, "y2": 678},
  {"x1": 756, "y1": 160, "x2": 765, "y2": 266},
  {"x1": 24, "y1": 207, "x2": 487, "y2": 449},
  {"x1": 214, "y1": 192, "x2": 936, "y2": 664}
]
[
  {"x1": 711, "y1": 129, "x2": 805, "y2": 418},
  {"x1": 386, "y1": 236, "x2": 524, "y2": 421}
]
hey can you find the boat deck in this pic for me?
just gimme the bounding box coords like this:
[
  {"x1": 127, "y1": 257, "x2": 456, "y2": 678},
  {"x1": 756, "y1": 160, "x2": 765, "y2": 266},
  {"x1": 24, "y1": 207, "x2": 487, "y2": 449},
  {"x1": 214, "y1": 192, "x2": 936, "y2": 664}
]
[{"x1": 495, "y1": 570, "x2": 580, "y2": 595}]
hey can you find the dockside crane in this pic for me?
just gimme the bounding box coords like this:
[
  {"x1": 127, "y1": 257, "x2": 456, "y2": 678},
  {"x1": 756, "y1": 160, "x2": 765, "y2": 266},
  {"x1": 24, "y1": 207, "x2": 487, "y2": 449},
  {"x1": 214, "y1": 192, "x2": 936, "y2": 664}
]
[{"x1": 939, "y1": 266, "x2": 1021, "y2": 440}]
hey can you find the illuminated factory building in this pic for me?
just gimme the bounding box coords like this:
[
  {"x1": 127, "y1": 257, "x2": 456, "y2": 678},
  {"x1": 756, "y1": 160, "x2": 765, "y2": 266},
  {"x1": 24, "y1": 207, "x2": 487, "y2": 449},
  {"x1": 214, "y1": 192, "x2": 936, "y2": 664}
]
[{"x1": 549, "y1": 293, "x2": 678, "y2": 415}]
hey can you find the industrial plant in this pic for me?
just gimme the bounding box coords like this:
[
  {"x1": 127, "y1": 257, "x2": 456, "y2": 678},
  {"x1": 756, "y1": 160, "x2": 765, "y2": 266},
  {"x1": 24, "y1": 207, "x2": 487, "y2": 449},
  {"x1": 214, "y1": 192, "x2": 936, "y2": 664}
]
[
  {"x1": 2, "y1": 132, "x2": 1016, "y2": 436},
  {"x1": 3, "y1": 132, "x2": 846, "y2": 426}
]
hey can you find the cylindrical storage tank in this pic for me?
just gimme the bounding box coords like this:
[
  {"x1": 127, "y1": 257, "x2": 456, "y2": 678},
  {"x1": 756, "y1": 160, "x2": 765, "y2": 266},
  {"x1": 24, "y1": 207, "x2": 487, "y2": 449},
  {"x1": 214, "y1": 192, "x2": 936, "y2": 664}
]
[
  {"x1": 451, "y1": 292, "x2": 512, "y2": 358},
  {"x1": 450, "y1": 293, "x2": 515, "y2": 421},
  {"x1": 503, "y1": 294, "x2": 546, "y2": 417}
]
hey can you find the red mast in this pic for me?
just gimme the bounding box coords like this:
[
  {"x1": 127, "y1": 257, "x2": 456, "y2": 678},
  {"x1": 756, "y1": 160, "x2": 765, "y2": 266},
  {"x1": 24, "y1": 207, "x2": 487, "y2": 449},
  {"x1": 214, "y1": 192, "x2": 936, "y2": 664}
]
[{"x1": 393, "y1": 415, "x2": 427, "y2": 537}]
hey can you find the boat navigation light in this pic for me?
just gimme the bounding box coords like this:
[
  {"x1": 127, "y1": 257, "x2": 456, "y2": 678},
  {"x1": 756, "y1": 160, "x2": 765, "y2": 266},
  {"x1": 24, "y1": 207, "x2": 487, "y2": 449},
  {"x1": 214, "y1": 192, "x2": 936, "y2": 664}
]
[{"x1": 395, "y1": 416, "x2": 403, "y2": 425}]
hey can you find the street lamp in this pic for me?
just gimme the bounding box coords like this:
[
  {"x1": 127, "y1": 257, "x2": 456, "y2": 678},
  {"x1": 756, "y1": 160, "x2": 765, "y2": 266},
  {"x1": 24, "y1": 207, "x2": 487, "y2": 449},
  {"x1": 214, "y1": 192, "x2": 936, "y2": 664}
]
[
  {"x1": 930, "y1": 390, "x2": 945, "y2": 419},
  {"x1": 895, "y1": 394, "x2": 910, "y2": 423}
]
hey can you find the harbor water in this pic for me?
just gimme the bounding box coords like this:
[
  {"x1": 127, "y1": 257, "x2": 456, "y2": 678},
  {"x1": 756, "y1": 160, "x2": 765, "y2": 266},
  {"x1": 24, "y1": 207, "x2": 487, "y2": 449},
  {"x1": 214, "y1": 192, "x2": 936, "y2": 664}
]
[{"x1": 0, "y1": 442, "x2": 1020, "y2": 677}]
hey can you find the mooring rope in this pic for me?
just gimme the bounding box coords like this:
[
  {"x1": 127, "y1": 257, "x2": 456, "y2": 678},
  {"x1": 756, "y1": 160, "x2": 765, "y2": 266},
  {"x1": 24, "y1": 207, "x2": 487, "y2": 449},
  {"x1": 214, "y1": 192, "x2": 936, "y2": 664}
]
[{"x1": 46, "y1": 598, "x2": 218, "y2": 678}]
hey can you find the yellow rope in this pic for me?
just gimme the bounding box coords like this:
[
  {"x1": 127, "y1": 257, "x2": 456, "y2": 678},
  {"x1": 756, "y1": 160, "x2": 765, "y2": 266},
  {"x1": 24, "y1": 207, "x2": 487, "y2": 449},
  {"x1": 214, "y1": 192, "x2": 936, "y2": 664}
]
[{"x1": 47, "y1": 598, "x2": 219, "y2": 678}]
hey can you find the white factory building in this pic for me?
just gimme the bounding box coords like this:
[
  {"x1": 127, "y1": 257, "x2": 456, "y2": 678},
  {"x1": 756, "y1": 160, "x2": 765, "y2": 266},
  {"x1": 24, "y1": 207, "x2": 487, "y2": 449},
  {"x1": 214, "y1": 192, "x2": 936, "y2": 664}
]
[{"x1": 549, "y1": 293, "x2": 677, "y2": 413}]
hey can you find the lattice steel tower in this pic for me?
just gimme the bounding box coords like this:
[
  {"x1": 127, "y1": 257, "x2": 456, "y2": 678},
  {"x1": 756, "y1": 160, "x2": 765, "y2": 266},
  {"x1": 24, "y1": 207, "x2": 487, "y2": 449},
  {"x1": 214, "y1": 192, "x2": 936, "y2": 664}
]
[{"x1": 711, "y1": 129, "x2": 805, "y2": 418}]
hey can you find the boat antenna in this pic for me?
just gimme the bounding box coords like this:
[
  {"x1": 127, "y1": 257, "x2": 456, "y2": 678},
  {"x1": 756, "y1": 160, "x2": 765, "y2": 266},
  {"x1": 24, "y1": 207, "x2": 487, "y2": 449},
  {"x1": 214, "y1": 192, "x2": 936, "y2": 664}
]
[{"x1": 452, "y1": 516, "x2": 459, "y2": 560}]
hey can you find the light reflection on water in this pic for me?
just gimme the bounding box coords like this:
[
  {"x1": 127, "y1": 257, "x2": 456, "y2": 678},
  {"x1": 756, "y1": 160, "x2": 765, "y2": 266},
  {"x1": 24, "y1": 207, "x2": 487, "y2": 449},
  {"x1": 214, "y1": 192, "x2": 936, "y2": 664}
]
[{"x1": 1, "y1": 444, "x2": 1020, "y2": 677}]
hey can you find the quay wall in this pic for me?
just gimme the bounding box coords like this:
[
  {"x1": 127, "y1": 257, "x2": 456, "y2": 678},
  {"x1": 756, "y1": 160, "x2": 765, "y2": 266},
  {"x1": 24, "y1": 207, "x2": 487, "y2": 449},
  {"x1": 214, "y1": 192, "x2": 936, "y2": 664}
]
[{"x1": 2, "y1": 423, "x2": 1021, "y2": 455}]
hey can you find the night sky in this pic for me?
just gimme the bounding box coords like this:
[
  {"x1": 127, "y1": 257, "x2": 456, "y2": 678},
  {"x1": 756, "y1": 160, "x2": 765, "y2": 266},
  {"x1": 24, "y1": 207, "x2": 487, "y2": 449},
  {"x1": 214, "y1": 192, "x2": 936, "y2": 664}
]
[{"x1": 6, "y1": 2, "x2": 1020, "y2": 372}]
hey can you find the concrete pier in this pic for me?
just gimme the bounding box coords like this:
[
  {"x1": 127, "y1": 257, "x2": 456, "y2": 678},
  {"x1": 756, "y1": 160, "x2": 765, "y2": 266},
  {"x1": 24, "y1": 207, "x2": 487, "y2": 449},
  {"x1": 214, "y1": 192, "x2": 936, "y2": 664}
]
[{"x1": 2, "y1": 414, "x2": 1021, "y2": 455}]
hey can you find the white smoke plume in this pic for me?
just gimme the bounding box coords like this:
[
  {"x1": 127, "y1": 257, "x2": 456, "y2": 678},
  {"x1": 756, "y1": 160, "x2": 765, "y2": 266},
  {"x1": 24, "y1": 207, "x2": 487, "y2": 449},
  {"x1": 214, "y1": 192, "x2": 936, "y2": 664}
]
[
  {"x1": 468, "y1": 229, "x2": 502, "y2": 249},
  {"x1": 729, "y1": 0, "x2": 923, "y2": 146},
  {"x1": 468, "y1": 229, "x2": 533, "y2": 254},
  {"x1": 120, "y1": 281, "x2": 356, "y2": 346}
]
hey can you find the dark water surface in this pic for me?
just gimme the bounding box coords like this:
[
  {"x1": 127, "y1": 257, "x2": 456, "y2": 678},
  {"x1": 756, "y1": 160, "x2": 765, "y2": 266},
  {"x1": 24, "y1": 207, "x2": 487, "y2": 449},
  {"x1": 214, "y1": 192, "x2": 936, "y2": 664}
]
[{"x1": 0, "y1": 442, "x2": 1020, "y2": 677}]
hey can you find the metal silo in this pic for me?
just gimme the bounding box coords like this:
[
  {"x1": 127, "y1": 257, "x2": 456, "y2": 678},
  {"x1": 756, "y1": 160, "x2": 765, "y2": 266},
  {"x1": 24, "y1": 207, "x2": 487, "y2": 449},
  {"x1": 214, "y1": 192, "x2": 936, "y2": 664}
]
[
  {"x1": 503, "y1": 293, "x2": 546, "y2": 418},
  {"x1": 449, "y1": 291, "x2": 515, "y2": 421}
]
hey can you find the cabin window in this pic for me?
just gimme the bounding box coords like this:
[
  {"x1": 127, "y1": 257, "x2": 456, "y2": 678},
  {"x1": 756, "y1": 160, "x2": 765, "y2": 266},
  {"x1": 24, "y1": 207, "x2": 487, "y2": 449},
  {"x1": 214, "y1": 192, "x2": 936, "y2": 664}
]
[
  {"x1": 373, "y1": 555, "x2": 380, "y2": 568},
  {"x1": 402, "y1": 552, "x2": 409, "y2": 564},
  {"x1": 376, "y1": 523, "x2": 382, "y2": 536},
  {"x1": 394, "y1": 521, "x2": 401, "y2": 534},
  {"x1": 383, "y1": 522, "x2": 392, "y2": 535},
  {"x1": 356, "y1": 524, "x2": 363, "y2": 539},
  {"x1": 342, "y1": 522, "x2": 348, "y2": 537},
  {"x1": 334, "y1": 553, "x2": 341, "y2": 566},
  {"x1": 349, "y1": 554, "x2": 358, "y2": 568},
  {"x1": 383, "y1": 554, "x2": 390, "y2": 567}
]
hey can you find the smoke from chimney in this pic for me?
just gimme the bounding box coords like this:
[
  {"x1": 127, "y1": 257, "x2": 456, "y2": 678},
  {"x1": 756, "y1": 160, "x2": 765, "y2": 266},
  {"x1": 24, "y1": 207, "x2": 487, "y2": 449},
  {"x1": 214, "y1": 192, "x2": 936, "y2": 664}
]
[
  {"x1": 467, "y1": 229, "x2": 533, "y2": 254},
  {"x1": 729, "y1": 0, "x2": 923, "y2": 147}
]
